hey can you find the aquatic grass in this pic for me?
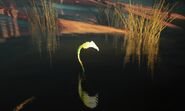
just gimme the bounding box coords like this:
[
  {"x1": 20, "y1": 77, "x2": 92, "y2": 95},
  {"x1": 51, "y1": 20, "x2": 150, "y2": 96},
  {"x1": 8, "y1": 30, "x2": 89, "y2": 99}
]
[
  {"x1": 122, "y1": 0, "x2": 175, "y2": 74},
  {"x1": 24, "y1": 0, "x2": 59, "y2": 60},
  {"x1": 96, "y1": 0, "x2": 175, "y2": 74}
]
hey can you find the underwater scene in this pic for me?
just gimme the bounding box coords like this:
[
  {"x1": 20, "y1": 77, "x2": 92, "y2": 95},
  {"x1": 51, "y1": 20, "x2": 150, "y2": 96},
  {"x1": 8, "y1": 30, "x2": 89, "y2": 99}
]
[{"x1": 0, "y1": 0, "x2": 185, "y2": 111}]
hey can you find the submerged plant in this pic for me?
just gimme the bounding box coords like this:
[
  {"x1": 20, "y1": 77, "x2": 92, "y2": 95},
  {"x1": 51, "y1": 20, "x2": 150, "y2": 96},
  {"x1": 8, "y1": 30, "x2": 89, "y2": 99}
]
[
  {"x1": 77, "y1": 41, "x2": 99, "y2": 109},
  {"x1": 25, "y1": 0, "x2": 59, "y2": 60}
]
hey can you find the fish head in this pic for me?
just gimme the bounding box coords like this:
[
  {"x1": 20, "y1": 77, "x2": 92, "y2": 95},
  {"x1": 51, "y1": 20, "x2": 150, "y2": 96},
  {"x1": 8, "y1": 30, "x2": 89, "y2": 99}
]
[{"x1": 88, "y1": 41, "x2": 99, "y2": 51}]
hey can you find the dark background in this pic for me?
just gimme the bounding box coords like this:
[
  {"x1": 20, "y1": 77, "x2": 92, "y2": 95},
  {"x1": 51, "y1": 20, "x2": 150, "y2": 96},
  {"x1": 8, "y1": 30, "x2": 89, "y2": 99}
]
[{"x1": 0, "y1": 0, "x2": 185, "y2": 111}]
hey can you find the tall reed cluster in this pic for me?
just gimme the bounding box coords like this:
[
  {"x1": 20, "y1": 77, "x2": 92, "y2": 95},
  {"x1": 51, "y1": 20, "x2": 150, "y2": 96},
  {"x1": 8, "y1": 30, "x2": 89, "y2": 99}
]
[
  {"x1": 97, "y1": 0, "x2": 175, "y2": 74},
  {"x1": 25, "y1": 0, "x2": 59, "y2": 57},
  {"x1": 122, "y1": 0, "x2": 174, "y2": 74}
]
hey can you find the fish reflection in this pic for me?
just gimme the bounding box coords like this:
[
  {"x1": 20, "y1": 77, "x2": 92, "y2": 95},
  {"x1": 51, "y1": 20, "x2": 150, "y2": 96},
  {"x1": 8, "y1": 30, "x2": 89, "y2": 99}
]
[{"x1": 78, "y1": 76, "x2": 98, "y2": 109}]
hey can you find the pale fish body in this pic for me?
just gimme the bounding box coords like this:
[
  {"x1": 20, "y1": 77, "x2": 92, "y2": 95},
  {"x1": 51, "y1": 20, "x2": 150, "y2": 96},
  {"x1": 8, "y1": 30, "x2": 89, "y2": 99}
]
[
  {"x1": 77, "y1": 41, "x2": 99, "y2": 74},
  {"x1": 77, "y1": 41, "x2": 99, "y2": 109}
]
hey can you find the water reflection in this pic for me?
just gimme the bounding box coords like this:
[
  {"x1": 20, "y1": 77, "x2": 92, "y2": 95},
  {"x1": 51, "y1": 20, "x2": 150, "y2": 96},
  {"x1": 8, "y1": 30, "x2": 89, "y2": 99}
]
[
  {"x1": 78, "y1": 75, "x2": 98, "y2": 109},
  {"x1": 0, "y1": 7, "x2": 20, "y2": 38}
]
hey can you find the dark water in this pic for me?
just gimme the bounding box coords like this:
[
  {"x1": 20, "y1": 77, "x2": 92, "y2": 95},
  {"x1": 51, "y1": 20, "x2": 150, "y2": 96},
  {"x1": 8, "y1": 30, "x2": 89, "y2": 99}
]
[{"x1": 0, "y1": 31, "x2": 185, "y2": 111}]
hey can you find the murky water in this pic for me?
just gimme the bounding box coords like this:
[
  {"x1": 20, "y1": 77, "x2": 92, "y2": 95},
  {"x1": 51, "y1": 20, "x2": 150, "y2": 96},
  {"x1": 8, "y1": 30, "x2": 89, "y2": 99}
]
[{"x1": 0, "y1": 1, "x2": 185, "y2": 111}]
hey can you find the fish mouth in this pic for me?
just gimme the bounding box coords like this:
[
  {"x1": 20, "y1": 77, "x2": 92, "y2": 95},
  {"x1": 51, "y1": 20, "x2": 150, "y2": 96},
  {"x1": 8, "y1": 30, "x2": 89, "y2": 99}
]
[{"x1": 90, "y1": 41, "x2": 99, "y2": 51}]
